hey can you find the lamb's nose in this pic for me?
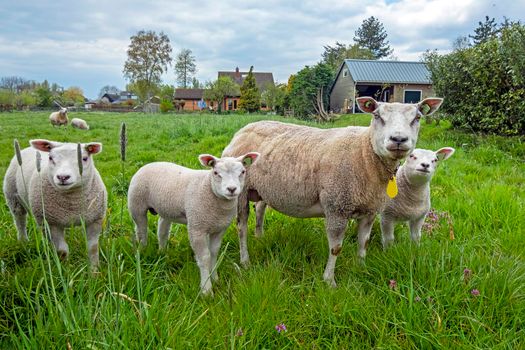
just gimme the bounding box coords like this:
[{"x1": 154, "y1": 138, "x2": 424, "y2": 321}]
[
  {"x1": 227, "y1": 186, "x2": 237, "y2": 194},
  {"x1": 56, "y1": 174, "x2": 71, "y2": 182},
  {"x1": 389, "y1": 136, "x2": 408, "y2": 144},
  {"x1": 421, "y1": 163, "x2": 430, "y2": 169}
]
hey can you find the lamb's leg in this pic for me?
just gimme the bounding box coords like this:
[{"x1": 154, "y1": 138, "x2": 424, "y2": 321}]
[
  {"x1": 87, "y1": 219, "x2": 102, "y2": 270},
  {"x1": 357, "y1": 214, "x2": 376, "y2": 259},
  {"x1": 130, "y1": 207, "x2": 148, "y2": 246},
  {"x1": 380, "y1": 215, "x2": 395, "y2": 249},
  {"x1": 49, "y1": 225, "x2": 69, "y2": 260},
  {"x1": 323, "y1": 214, "x2": 348, "y2": 287},
  {"x1": 209, "y1": 230, "x2": 226, "y2": 282},
  {"x1": 409, "y1": 216, "x2": 425, "y2": 244},
  {"x1": 4, "y1": 183, "x2": 28, "y2": 241},
  {"x1": 189, "y1": 229, "x2": 213, "y2": 296},
  {"x1": 237, "y1": 191, "x2": 251, "y2": 267},
  {"x1": 157, "y1": 216, "x2": 172, "y2": 250},
  {"x1": 255, "y1": 201, "x2": 267, "y2": 237}
]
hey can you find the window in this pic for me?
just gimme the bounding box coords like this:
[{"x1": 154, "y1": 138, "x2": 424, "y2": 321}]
[
  {"x1": 404, "y1": 90, "x2": 422, "y2": 103},
  {"x1": 233, "y1": 99, "x2": 237, "y2": 109},
  {"x1": 228, "y1": 99, "x2": 233, "y2": 110},
  {"x1": 343, "y1": 69, "x2": 349, "y2": 77}
]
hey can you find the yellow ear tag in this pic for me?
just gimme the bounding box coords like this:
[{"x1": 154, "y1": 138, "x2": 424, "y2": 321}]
[{"x1": 387, "y1": 176, "x2": 398, "y2": 198}]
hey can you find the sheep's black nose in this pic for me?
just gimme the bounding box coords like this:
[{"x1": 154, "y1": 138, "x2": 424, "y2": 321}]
[
  {"x1": 227, "y1": 186, "x2": 237, "y2": 194},
  {"x1": 421, "y1": 163, "x2": 430, "y2": 169},
  {"x1": 57, "y1": 175, "x2": 71, "y2": 182},
  {"x1": 390, "y1": 136, "x2": 408, "y2": 144}
]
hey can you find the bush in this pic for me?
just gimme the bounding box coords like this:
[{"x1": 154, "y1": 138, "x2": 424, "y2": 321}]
[
  {"x1": 160, "y1": 100, "x2": 174, "y2": 113},
  {"x1": 425, "y1": 23, "x2": 525, "y2": 135}
]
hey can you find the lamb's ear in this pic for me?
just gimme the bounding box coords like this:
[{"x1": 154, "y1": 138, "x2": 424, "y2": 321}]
[
  {"x1": 239, "y1": 152, "x2": 260, "y2": 167},
  {"x1": 356, "y1": 97, "x2": 379, "y2": 113},
  {"x1": 199, "y1": 154, "x2": 217, "y2": 167},
  {"x1": 85, "y1": 142, "x2": 102, "y2": 155},
  {"x1": 418, "y1": 98, "x2": 443, "y2": 116},
  {"x1": 435, "y1": 147, "x2": 455, "y2": 161},
  {"x1": 30, "y1": 139, "x2": 62, "y2": 152}
]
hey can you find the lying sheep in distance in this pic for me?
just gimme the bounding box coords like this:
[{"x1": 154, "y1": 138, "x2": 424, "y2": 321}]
[
  {"x1": 380, "y1": 147, "x2": 455, "y2": 248},
  {"x1": 2, "y1": 139, "x2": 107, "y2": 270},
  {"x1": 127, "y1": 152, "x2": 260, "y2": 296},
  {"x1": 49, "y1": 107, "x2": 68, "y2": 127},
  {"x1": 222, "y1": 97, "x2": 443, "y2": 287},
  {"x1": 71, "y1": 118, "x2": 90, "y2": 130}
]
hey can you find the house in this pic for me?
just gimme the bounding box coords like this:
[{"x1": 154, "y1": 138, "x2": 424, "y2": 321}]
[
  {"x1": 218, "y1": 67, "x2": 275, "y2": 111},
  {"x1": 173, "y1": 89, "x2": 212, "y2": 111},
  {"x1": 329, "y1": 59, "x2": 434, "y2": 113}
]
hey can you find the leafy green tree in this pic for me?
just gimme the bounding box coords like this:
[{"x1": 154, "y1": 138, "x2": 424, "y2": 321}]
[
  {"x1": 62, "y1": 86, "x2": 85, "y2": 106},
  {"x1": 35, "y1": 85, "x2": 53, "y2": 107},
  {"x1": 469, "y1": 16, "x2": 498, "y2": 45},
  {"x1": 203, "y1": 77, "x2": 239, "y2": 114},
  {"x1": 261, "y1": 83, "x2": 286, "y2": 113},
  {"x1": 354, "y1": 16, "x2": 393, "y2": 59},
  {"x1": 175, "y1": 49, "x2": 197, "y2": 88},
  {"x1": 322, "y1": 42, "x2": 374, "y2": 71},
  {"x1": 191, "y1": 77, "x2": 202, "y2": 89},
  {"x1": 238, "y1": 66, "x2": 260, "y2": 113},
  {"x1": 123, "y1": 30, "x2": 172, "y2": 102}
]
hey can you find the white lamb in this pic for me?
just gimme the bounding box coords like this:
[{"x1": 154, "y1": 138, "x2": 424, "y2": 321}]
[
  {"x1": 49, "y1": 108, "x2": 68, "y2": 127},
  {"x1": 380, "y1": 147, "x2": 455, "y2": 247},
  {"x1": 127, "y1": 152, "x2": 259, "y2": 296},
  {"x1": 71, "y1": 118, "x2": 90, "y2": 130},
  {"x1": 222, "y1": 97, "x2": 443, "y2": 286},
  {"x1": 2, "y1": 139, "x2": 107, "y2": 269}
]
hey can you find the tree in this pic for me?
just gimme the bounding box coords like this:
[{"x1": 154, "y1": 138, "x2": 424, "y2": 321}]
[
  {"x1": 123, "y1": 30, "x2": 172, "y2": 102},
  {"x1": 203, "y1": 77, "x2": 239, "y2": 113},
  {"x1": 191, "y1": 77, "x2": 202, "y2": 89},
  {"x1": 469, "y1": 16, "x2": 498, "y2": 45},
  {"x1": 175, "y1": 48, "x2": 196, "y2": 88},
  {"x1": 354, "y1": 16, "x2": 393, "y2": 59},
  {"x1": 62, "y1": 86, "x2": 85, "y2": 106},
  {"x1": 238, "y1": 66, "x2": 260, "y2": 112},
  {"x1": 322, "y1": 42, "x2": 375, "y2": 71},
  {"x1": 452, "y1": 35, "x2": 471, "y2": 51},
  {"x1": 0, "y1": 76, "x2": 31, "y2": 93},
  {"x1": 261, "y1": 83, "x2": 286, "y2": 113},
  {"x1": 99, "y1": 85, "x2": 120, "y2": 97}
]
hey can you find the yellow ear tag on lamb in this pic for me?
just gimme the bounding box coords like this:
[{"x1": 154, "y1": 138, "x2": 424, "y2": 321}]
[{"x1": 387, "y1": 177, "x2": 398, "y2": 198}]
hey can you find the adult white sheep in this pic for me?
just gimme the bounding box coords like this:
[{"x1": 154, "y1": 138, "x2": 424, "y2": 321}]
[
  {"x1": 71, "y1": 118, "x2": 90, "y2": 130},
  {"x1": 127, "y1": 152, "x2": 259, "y2": 296},
  {"x1": 380, "y1": 147, "x2": 455, "y2": 248},
  {"x1": 2, "y1": 139, "x2": 107, "y2": 269},
  {"x1": 222, "y1": 97, "x2": 443, "y2": 287},
  {"x1": 49, "y1": 107, "x2": 68, "y2": 127}
]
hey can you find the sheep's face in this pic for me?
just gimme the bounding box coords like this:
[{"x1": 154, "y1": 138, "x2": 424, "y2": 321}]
[
  {"x1": 357, "y1": 97, "x2": 443, "y2": 161},
  {"x1": 403, "y1": 148, "x2": 455, "y2": 185},
  {"x1": 199, "y1": 152, "x2": 260, "y2": 200},
  {"x1": 30, "y1": 140, "x2": 102, "y2": 191},
  {"x1": 59, "y1": 108, "x2": 68, "y2": 116}
]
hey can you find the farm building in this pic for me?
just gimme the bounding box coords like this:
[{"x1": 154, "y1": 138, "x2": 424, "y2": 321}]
[
  {"x1": 218, "y1": 67, "x2": 275, "y2": 111},
  {"x1": 173, "y1": 89, "x2": 213, "y2": 111},
  {"x1": 329, "y1": 59, "x2": 434, "y2": 113}
]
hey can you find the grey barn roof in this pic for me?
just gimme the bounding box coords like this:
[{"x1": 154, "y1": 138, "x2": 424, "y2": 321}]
[{"x1": 343, "y1": 59, "x2": 431, "y2": 84}]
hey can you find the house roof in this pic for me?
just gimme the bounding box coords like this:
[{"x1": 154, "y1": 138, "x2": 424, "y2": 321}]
[
  {"x1": 342, "y1": 59, "x2": 431, "y2": 84},
  {"x1": 218, "y1": 68, "x2": 275, "y2": 91},
  {"x1": 174, "y1": 88, "x2": 205, "y2": 100},
  {"x1": 101, "y1": 93, "x2": 120, "y2": 102}
]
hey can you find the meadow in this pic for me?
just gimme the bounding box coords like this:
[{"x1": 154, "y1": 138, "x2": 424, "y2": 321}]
[{"x1": 0, "y1": 110, "x2": 524, "y2": 349}]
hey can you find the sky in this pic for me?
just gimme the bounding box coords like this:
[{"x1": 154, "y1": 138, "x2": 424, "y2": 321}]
[{"x1": 0, "y1": 0, "x2": 522, "y2": 99}]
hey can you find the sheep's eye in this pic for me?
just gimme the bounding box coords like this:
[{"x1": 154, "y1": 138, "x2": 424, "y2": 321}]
[
  {"x1": 409, "y1": 154, "x2": 416, "y2": 160},
  {"x1": 83, "y1": 157, "x2": 88, "y2": 162},
  {"x1": 412, "y1": 115, "x2": 421, "y2": 125},
  {"x1": 49, "y1": 156, "x2": 54, "y2": 163},
  {"x1": 213, "y1": 171, "x2": 218, "y2": 175},
  {"x1": 241, "y1": 170, "x2": 246, "y2": 175},
  {"x1": 433, "y1": 158, "x2": 438, "y2": 162}
]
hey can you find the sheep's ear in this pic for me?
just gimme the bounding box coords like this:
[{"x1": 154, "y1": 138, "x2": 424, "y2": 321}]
[
  {"x1": 85, "y1": 142, "x2": 102, "y2": 155},
  {"x1": 435, "y1": 147, "x2": 455, "y2": 161},
  {"x1": 239, "y1": 152, "x2": 260, "y2": 167},
  {"x1": 356, "y1": 97, "x2": 379, "y2": 113},
  {"x1": 30, "y1": 139, "x2": 62, "y2": 152},
  {"x1": 418, "y1": 98, "x2": 443, "y2": 116},
  {"x1": 199, "y1": 154, "x2": 217, "y2": 167}
]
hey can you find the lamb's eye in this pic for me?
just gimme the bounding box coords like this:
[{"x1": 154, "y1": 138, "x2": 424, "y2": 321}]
[
  {"x1": 83, "y1": 157, "x2": 88, "y2": 162},
  {"x1": 409, "y1": 154, "x2": 417, "y2": 160},
  {"x1": 412, "y1": 115, "x2": 421, "y2": 125},
  {"x1": 241, "y1": 170, "x2": 246, "y2": 175},
  {"x1": 49, "y1": 156, "x2": 54, "y2": 163},
  {"x1": 213, "y1": 171, "x2": 218, "y2": 175}
]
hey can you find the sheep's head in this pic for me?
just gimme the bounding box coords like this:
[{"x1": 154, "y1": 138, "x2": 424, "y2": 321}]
[
  {"x1": 357, "y1": 97, "x2": 443, "y2": 161},
  {"x1": 30, "y1": 139, "x2": 102, "y2": 191},
  {"x1": 199, "y1": 152, "x2": 260, "y2": 200},
  {"x1": 402, "y1": 147, "x2": 455, "y2": 185},
  {"x1": 59, "y1": 107, "x2": 68, "y2": 116}
]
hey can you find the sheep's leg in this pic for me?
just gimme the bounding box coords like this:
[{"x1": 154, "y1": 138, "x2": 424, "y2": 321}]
[
  {"x1": 409, "y1": 216, "x2": 425, "y2": 245},
  {"x1": 255, "y1": 201, "x2": 267, "y2": 237},
  {"x1": 86, "y1": 220, "x2": 102, "y2": 270},
  {"x1": 157, "y1": 217, "x2": 172, "y2": 250},
  {"x1": 209, "y1": 230, "x2": 226, "y2": 282},
  {"x1": 357, "y1": 214, "x2": 376, "y2": 259},
  {"x1": 237, "y1": 191, "x2": 251, "y2": 267},
  {"x1": 189, "y1": 229, "x2": 213, "y2": 296},
  {"x1": 380, "y1": 216, "x2": 395, "y2": 249},
  {"x1": 323, "y1": 214, "x2": 348, "y2": 288},
  {"x1": 13, "y1": 212, "x2": 28, "y2": 241},
  {"x1": 130, "y1": 209, "x2": 148, "y2": 246},
  {"x1": 49, "y1": 225, "x2": 69, "y2": 260}
]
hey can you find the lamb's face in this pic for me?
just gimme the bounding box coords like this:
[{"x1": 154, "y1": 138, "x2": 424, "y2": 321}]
[
  {"x1": 357, "y1": 97, "x2": 443, "y2": 161},
  {"x1": 30, "y1": 140, "x2": 102, "y2": 191},
  {"x1": 199, "y1": 153, "x2": 260, "y2": 200},
  {"x1": 403, "y1": 147, "x2": 455, "y2": 184}
]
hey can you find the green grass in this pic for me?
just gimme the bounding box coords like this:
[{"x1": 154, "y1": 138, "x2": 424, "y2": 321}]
[{"x1": 0, "y1": 111, "x2": 524, "y2": 348}]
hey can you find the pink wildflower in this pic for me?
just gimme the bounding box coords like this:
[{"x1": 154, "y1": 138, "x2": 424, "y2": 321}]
[
  {"x1": 389, "y1": 279, "x2": 397, "y2": 289},
  {"x1": 275, "y1": 323, "x2": 287, "y2": 333},
  {"x1": 471, "y1": 289, "x2": 480, "y2": 296}
]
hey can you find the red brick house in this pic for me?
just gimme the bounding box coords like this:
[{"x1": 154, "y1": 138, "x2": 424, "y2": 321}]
[
  {"x1": 218, "y1": 67, "x2": 274, "y2": 111},
  {"x1": 173, "y1": 88, "x2": 214, "y2": 111}
]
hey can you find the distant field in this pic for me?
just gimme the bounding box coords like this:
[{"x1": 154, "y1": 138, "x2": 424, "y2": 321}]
[{"x1": 0, "y1": 111, "x2": 524, "y2": 348}]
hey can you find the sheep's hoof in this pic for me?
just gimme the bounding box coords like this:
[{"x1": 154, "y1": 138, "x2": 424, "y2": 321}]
[
  {"x1": 324, "y1": 277, "x2": 337, "y2": 288},
  {"x1": 240, "y1": 260, "x2": 251, "y2": 269},
  {"x1": 57, "y1": 250, "x2": 69, "y2": 261},
  {"x1": 201, "y1": 288, "x2": 214, "y2": 298}
]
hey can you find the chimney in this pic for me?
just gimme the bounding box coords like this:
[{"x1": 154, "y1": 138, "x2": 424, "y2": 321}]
[{"x1": 235, "y1": 66, "x2": 240, "y2": 79}]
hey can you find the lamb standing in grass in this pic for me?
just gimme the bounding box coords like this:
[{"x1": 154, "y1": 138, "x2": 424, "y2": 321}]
[
  {"x1": 49, "y1": 108, "x2": 68, "y2": 127},
  {"x1": 380, "y1": 147, "x2": 455, "y2": 248},
  {"x1": 71, "y1": 118, "x2": 90, "y2": 130},
  {"x1": 127, "y1": 152, "x2": 259, "y2": 296},
  {"x1": 2, "y1": 140, "x2": 107, "y2": 269},
  {"x1": 222, "y1": 97, "x2": 443, "y2": 287}
]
